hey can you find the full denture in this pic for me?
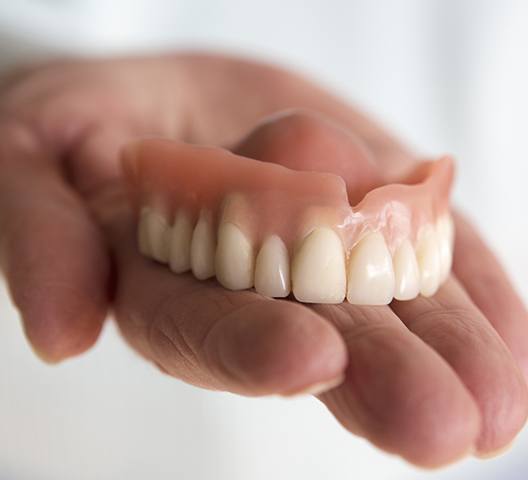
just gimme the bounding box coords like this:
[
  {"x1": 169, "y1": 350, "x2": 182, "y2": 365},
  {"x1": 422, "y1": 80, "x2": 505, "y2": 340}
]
[{"x1": 122, "y1": 138, "x2": 455, "y2": 305}]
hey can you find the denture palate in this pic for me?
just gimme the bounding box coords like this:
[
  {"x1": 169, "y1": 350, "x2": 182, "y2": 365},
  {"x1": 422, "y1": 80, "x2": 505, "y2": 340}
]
[{"x1": 123, "y1": 139, "x2": 455, "y2": 305}]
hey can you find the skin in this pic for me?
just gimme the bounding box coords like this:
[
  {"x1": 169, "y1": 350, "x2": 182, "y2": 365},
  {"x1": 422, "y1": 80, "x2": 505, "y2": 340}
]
[{"x1": 0, "y1": 54, "x2": 527, "y2": 468}]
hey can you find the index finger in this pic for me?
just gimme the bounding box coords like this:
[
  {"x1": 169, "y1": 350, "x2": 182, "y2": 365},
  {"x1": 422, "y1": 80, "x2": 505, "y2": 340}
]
[{"x1": 0, "y1": 119, "x2": 109, "y2": 362}]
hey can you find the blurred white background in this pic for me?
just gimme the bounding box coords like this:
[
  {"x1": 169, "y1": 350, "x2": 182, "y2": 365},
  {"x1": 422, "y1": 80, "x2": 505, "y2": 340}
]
[{"x1": 1, "y1": 1, "x2": 527, "y2": 479}]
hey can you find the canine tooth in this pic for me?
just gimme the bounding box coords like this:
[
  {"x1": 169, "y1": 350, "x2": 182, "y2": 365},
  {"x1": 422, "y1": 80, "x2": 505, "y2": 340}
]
[
  {"x1": 393, "y1": 239, "x2": 420, "y2": 301},
  {"x1": 254, "y1": 235, "x2": 290, "y2": 297},
  {"x1": 416, "y1": 225, "x2": 441, "y2": 297},
  {"x1": 346, "y1": 232, "x2": 395, "y2": 305},
  {"x1": 137, "y1": 207, "x2": 151, "y2": 256},
  {"x1": 292, "y1": 227, "x2": 346, "y2": 304},
  {"x1": 215, "y1": 222, "x2": 255, "y2": 290},
  {"x1": 436, "y1": 216, "x2": 453, "y2": 281},
  {"x1": 146, "y1": 208, "x2": 170, "y2": 263},
  {"x1": 190, "y1": 210, "x2": 216, "y2": 280},
  {"x1": 169, "y1": 210, "x2": 193, "y2": 273}
]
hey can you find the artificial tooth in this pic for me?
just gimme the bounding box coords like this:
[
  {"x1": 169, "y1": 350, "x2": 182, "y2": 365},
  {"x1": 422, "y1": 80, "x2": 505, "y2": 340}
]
[
  {"x1": 215, "y1": 222, "x2": 255, "y2": 290},
  {"x1": 137, "y1": 207, "x2": 151, "y2": 257},
  {"x1": 392, "y1": 239, "x2": 420, "y2": 301},
  {"x1": 416, "y1": 225, "x2": 440, "y2": 297},
  {"x1": 346, "y1": 232, "x2": 395, "y2": 305},
  {"x1": 291, "y1": 227, "x2": 346, "y2": 304},
  {"x1": 254, "y1": 235, "x2": 290, "y2": 298},
  {"x1": 446, "y1": 214, "x2": 455, "y2": 248},
  {"x1": 436, "y1": 215, "x2": 453, "y2": 282},
  {"x1": 146, "y1": 208, "x2": 170, "y2": 263},
  {"x1": 169, "y1": 210, "x2": 193, "y2": 273},
  {"x1": 190, "y1": 210, "x2": 216, "y2": 280}
]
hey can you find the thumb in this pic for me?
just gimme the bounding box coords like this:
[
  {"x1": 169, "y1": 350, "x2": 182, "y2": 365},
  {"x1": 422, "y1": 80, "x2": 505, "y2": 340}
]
[{"x1": 0, "y1": 120, "x2": 109, "y2": 362}]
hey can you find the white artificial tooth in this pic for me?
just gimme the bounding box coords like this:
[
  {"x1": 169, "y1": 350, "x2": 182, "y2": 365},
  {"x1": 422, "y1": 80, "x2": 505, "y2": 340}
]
[
  {"x1": 190, "y1": 210, "x2": 216, "y2": 280},
  {"x1": 254, "y1": 235, "x2": 290, "y2": 298},
  {"x1": 137, "y1": 207, "x2": 151, "y2": 257},
  {"x1": 416, "y1": 225, "x2": 441, "y2": 297},
  {"x1": 436, "y1": 216, "x2": 453, "y2": 282},
  {"x1": 146, "y1": 208, "x2": 170, "y2": 263},
  {"x1": 169, "y1": 210, "x2": 193, "y2": 273},
  {"x1": 215, "y1": 222, "x2": 255, "y2": 290},
  {"x1": 446, "y1": 214, "x2": 455, "y2": 249},
  {"x1": 346, "y1": 232, "x2": 395, "y2": 305},
  {"x1": 392, "y1": 239, "x2": 420, "y2": 301},
  {"x1": 291, "y1": 227, "x2": 346, "y2": 304}
]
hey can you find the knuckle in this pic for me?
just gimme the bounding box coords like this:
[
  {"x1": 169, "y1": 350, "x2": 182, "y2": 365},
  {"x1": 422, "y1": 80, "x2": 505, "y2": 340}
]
[
  {"x1": 268, "y1": 109, "x2": 334, "y2": 144},
  {"x1": 0, "y1": 118, "x2": 42, "y2": 169}
]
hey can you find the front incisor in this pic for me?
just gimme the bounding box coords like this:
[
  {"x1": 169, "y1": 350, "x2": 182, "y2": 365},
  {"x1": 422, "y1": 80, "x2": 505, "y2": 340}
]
[
  {"x1": 291, "y1": 227, "x2": 346, "y2": 304},
  {"x1": 346, "y1": 232, "x2": 395, "y2": 305}
]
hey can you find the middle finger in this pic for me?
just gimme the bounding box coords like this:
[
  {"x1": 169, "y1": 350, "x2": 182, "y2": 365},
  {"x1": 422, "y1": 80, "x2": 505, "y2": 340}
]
[
  {"x1": 313, "y1": 302, "x2": 480, "y2": 467},
  {"x1": 391, "y1": 277, "x2": 528, "y2": 455}
]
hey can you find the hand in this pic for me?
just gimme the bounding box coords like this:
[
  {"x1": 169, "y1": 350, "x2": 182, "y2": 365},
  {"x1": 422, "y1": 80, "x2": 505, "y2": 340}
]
[{"x1": 1, "y1": 55, "x2": 527, "y2": 467}]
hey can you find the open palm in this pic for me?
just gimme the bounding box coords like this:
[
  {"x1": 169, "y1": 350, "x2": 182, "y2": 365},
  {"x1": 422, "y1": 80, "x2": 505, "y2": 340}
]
[{"x1": 1, "y1": 55, "x2": 527, "y2": 467}]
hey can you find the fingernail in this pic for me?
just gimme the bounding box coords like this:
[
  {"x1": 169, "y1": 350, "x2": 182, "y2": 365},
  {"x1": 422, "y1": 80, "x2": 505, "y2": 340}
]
[
  {"x1": 20, "y1": 320, "x2": 63, "y2": 365},
  {"x1": 30, "y1": 344, "x2": 63, "y2": 365},
  {"x1": 281, "y1": 373, "x2": 345, "y2": 398}
]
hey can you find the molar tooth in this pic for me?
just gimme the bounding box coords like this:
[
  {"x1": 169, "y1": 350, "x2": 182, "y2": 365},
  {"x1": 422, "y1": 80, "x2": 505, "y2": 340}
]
[
  {"x1": 437, "y1": 214, "x2": 455, "y2": 281},
  {"x1": 215, "y1": 222, "x2": 254, "y2": 290},
  {"x1": 291, "y1": 227, "x2": 346, "y2": 304},
  {"x1": 436, "y1": 218, "x2": 451, "y2": 282},
  {"x1": 254, "y1": 235, "x2": 290, "y2": 298},
  {"x1": 169, "y1": 210, "x2": 193, "y2": 273},
  {"x1": 446, "y1": 214, "x2": 455, "y2": 249},
  {"x1": 190, "y1": 210, "x2": 216, "y2": 280},
  {"x1": 393, "y1": 239, "x2": 420, "y2": 301},
  {"x1": 146, "y1": 208, "x2": 170, "y2": 263},
  {"x1": 346, "y1": 232, "x2": 395, "y2": 305},
  {"x1": 137, "y1": 207, "x2": 151, "y2": 257},
  {"x1": 416, "y1": 225, "x2": 441, "y2": 297}
]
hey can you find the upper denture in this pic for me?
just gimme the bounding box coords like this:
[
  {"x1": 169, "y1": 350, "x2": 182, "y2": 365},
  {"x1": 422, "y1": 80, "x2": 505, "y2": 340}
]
[{"x1": 124, "y1": 138, "x2": 455, "y2": 305}]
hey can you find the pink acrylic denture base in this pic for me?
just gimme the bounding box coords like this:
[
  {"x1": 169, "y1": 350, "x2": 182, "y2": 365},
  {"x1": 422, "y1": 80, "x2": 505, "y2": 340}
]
[{"x1": 122, "y1": 138, "x2": 454, "y2": 256}]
